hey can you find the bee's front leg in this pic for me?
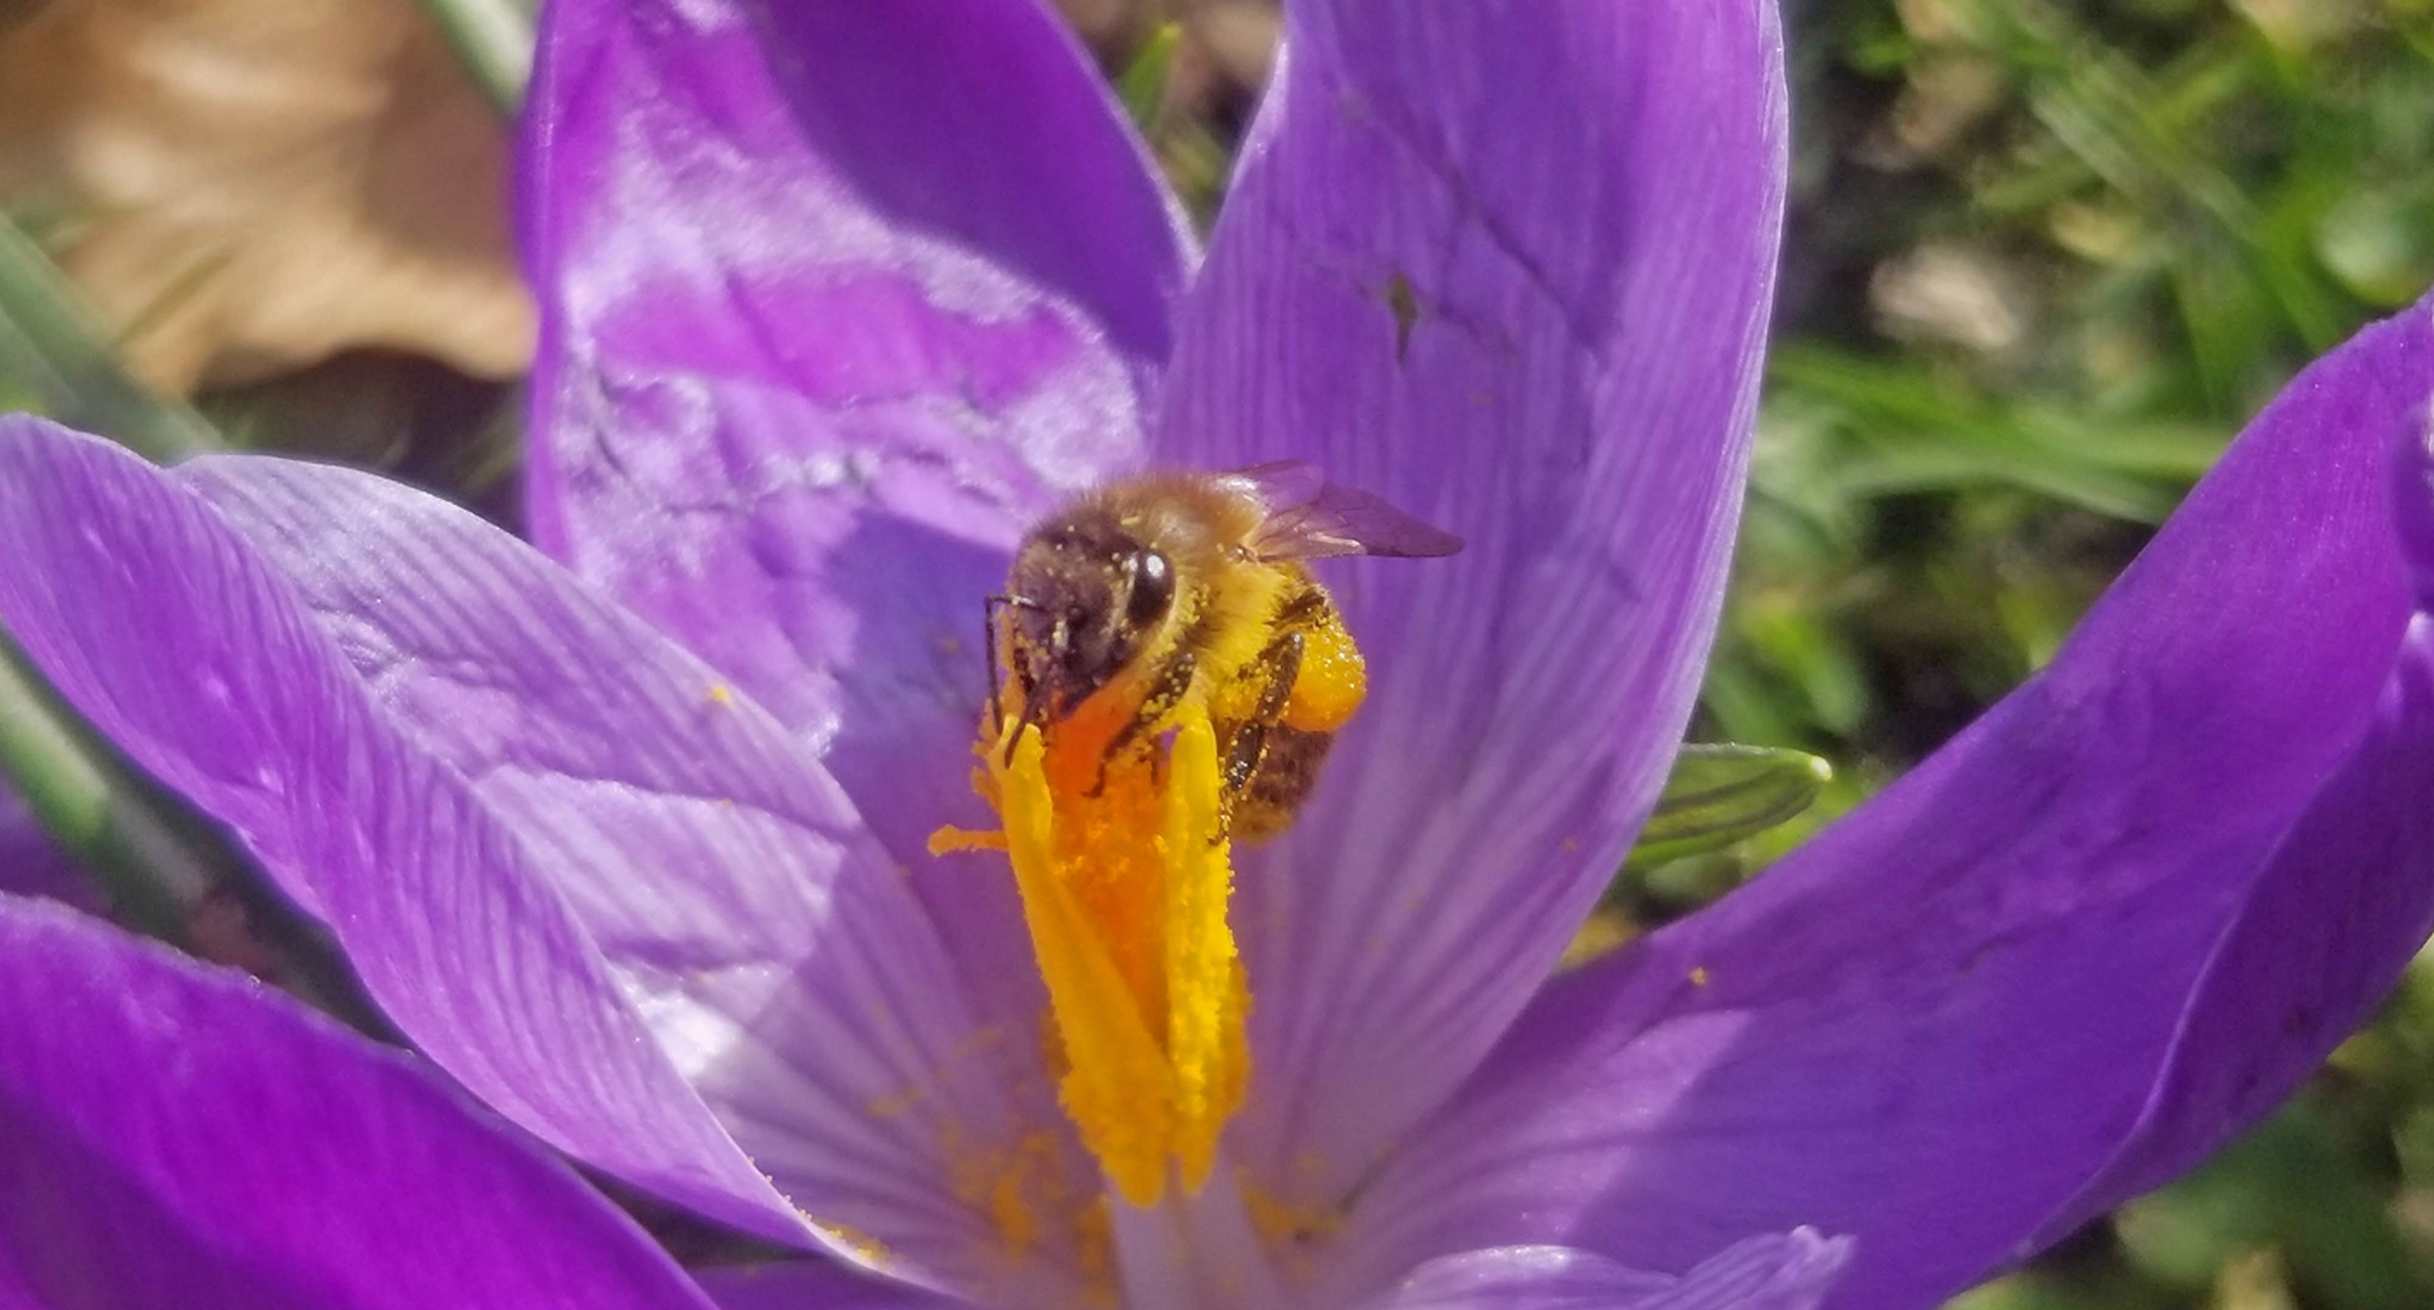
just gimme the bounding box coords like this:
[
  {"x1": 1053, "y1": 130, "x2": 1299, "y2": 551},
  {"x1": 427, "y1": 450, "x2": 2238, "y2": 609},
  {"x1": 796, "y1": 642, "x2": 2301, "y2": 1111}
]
[{"x1": 1087, "y1": 648, "x2": 1197, "y2": 798}]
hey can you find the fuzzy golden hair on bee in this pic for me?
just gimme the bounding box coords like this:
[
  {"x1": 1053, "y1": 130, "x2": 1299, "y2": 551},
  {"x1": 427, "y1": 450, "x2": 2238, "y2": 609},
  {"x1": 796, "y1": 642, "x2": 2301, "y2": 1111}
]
[{"x1": 988, "y1": 463, "x2": 1460, "y2": 837}]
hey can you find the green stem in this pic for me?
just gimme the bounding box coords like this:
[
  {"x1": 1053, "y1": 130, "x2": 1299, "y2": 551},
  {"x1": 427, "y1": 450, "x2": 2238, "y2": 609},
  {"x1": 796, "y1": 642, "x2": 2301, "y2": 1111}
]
[{"x1": 0, "y1": 648, "x2": 207, "y2": 936}]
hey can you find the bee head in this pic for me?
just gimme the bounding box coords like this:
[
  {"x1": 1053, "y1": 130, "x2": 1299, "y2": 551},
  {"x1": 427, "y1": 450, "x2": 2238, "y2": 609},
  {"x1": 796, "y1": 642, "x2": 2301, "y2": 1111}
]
[{"x1": 1003, "y1": 506, "x2": 1176, "y2": 720}]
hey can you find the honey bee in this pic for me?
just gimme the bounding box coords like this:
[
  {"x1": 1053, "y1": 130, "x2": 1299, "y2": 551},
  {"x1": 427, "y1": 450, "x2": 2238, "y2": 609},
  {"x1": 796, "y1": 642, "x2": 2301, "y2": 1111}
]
[{"x1": 988, "y1": 462, "x2": 1461, "y2": 842}]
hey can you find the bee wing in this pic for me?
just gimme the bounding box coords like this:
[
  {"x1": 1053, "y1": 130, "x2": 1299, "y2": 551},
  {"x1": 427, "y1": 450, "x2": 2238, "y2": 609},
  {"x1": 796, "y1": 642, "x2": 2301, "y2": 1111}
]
[{"x1": 1224, "y1": 460, "x2": 1464, "y2": 561}]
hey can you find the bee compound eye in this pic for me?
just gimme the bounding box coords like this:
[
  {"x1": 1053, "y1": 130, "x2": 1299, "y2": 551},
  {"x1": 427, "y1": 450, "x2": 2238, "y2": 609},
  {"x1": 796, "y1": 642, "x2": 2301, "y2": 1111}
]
[{"x1": 1126, "y1": 550, "x2": 1175, "y2": 624}]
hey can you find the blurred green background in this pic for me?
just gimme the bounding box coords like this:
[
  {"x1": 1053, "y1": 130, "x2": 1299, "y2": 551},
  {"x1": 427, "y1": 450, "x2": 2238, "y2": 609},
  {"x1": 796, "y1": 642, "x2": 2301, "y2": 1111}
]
[
  {"x1": 8, "y1": 0, "x2": 2434, "y2": 1304},
  {"x1": 1696, "y1": 2, "x2": 2434, "y2": 1306}
]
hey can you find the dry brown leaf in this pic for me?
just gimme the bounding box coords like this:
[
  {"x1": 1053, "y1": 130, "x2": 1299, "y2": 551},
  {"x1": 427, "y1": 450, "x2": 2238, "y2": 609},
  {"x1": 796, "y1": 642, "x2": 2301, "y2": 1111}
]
[
  {"x1": 1052, "y1": 0, "x2": 1135, "y2": 45},
  {"x1": 1180, "y1": 0, "x2": 1277, "y2": 94},
  {"x1": 0, "y1": 0, "x2": 532, "y2": 394}
]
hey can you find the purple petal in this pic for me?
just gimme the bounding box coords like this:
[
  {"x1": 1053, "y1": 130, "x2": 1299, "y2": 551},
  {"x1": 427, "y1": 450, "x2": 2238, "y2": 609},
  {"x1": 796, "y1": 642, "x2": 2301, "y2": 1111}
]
[
  {"x1": 696, "y1": 1261, "x2": 969, "y2": 1310},
  {"x1": 1369, "y1": 1232, "x2": 1848, "y2": 1310},
  {"x1": 1346, "y1": 300, "x2": 2434, "y2": 1306},
  {"x1": 0, "y1": 894, "x2": 715, "y2": 1310},
  {"x1": 1152, "y1": 2, "x2": 1789, "y2": 1193},
  {"x1": 520, "y1": 0, "x2": 1193, "y2": 1072},
  {"x1": 0, "y1": 418, "x2": 802, "y2": 1249},
  {"x1": 183, "y1": 454, "x2": 1093, "y2": 1301},
  {"x1": 520, "y1": 0, "x2": 1183, "y2": 835}
]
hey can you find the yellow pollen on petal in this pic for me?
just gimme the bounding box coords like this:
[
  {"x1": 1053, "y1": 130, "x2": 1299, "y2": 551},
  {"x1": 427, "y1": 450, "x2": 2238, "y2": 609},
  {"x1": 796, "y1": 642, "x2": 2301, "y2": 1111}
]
[
  {"x1": 933, "y1": 695, "x2": 1250, "y2": 1210},
  {"x1": 1239, "y1": 1170, "x2": 1348, "y2": 1282},
  {"x1": 1241, "y1": 1177, "x2": 1346, "y2": 1246},
  {"x1": 988, "y1": 1166, "x2": 1038, "y2": 1254},
  {"x1": 1074, "y1": 1197, "x2": 1115, "y2": 1303},
  {"x1": 812, "y1": 1220, "x2": 888, "y2": 1266},
  {"x1": 940, "y1": 1122, "x2": 1120, "y2": 1298}
]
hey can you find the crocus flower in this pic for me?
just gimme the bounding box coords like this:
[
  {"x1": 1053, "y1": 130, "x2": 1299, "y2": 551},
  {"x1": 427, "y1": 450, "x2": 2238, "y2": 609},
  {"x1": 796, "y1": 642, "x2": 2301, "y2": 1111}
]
[{"x1": 3, "y1": 1, "x2": 2433, "y2": 1308}]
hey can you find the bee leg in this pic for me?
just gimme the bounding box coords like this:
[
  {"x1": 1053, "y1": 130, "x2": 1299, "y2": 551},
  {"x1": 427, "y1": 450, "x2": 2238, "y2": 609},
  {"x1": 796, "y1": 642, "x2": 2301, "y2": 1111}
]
[
  {"x1": 986, "y1": 593, "x2": 1050, "y2": 762},
  {"x1": 1086, "y1": 649, "x2": 1197, "y2": 798},
  {"x1": 1271, "y1": 583, "x2": 1331, "y2": 633},
  {"x1": 1214, "y1": 630, "x2": 1305, "y2": 843},
  {"x1": 1000, "y1": 658, "x2": 1049, "y2": 765}
]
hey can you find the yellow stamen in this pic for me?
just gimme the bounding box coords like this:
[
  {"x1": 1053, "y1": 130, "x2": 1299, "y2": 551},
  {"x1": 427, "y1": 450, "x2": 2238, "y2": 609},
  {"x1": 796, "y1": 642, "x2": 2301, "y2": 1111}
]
[
  {"x1": 937, "y1": 698, "x2": 1250, "y2": 1208},
  {"x1": 927, "y1": 826, "x2": 1008, "y2": 855},
  {"x1": 1158, "y1": 713, "x2": 1250, "y2": 1188},
  {"x1": 810, "y1": 1220, "x2": 888, "y2": 1266}
]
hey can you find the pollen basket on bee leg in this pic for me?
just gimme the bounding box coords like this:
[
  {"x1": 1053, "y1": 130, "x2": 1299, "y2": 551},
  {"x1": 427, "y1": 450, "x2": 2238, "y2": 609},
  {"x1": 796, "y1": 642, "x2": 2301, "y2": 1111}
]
[{"x1": 1280, "y1": 610, "x2": 1367, "y2": 733}]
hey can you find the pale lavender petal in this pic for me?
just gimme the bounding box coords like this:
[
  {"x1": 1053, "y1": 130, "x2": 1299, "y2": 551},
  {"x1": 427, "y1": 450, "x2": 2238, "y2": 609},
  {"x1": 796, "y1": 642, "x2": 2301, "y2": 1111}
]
[
  {"x1": 697, "y1": 1261, "x2": 969, "y2": 1310},
  {"x1": 0, "y1": 418, "x2": 802, "y2": 1249},
  {"x1": 1154, "y1": 1, "x2": 1789, "y2": 1194},
  {"x1": 1369, "y1": 1232, "x2": 1848, "y2": 1310},
  {"x1": 1345, "y1": 300, "x2": 2434, "y2": 1307},
  {"x1": 184, "y1": 455, "x2": 1092, "y2": 1302},
  {"x1": 521, "y1": 0, "x2": 1192, "y2": 1068},
  {"x1": 0, "y1": 894, "x2": 715, "y2": 1310}
]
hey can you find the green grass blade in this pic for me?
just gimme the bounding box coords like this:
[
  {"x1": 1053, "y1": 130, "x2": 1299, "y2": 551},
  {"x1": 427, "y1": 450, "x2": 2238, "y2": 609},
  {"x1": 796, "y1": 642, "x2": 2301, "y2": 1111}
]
[
  {"x1": 0, "y1": 216, "x2": 223, "y2": 460},
  {"x1": 0, "y1": 645, "x2": 215, "y2": 939},
  {"x1": 1625, "y1": 743, "x2": 1835, "y2": 873},
  {"x1": 0, "y1": 639, "x2": 391, "y2": 1035},
  {"x1": 1118, "y1": 24, "x2": 1182, "y2": 136}
]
